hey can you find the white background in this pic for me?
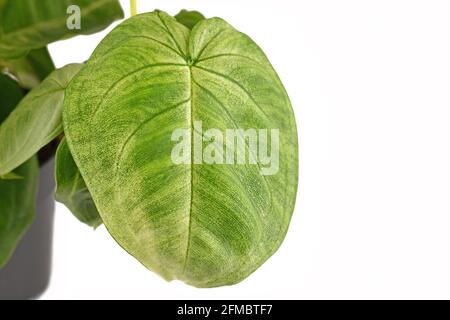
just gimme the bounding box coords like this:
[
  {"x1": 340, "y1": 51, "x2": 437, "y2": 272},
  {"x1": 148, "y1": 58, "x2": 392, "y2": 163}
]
[{"x1": 41, "y1": 0, "x2": 450, "y2": 299}]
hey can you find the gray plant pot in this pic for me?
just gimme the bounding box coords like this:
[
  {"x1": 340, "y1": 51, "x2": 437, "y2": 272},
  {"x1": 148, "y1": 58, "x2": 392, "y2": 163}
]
[{"x1": 0, "y1": 158, "x2": 55, "y2": 300}]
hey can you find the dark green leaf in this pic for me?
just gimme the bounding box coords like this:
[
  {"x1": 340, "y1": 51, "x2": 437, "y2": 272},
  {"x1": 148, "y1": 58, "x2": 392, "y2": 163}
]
[
  {"x1": 0, "y1": 73, "x2": 23, "y2": 122},
  {"x1": 0, "y1": 58, "x2": 39, "y2": 269},
  {"x1": 0, "y1": 63, "x2": 84, "y2": 175},
  {"x1": 175, "y1": 10, "x2": 206, "y2": 29},
  {"x1": 64, "y1": 11, "x2": 298, "y2": 287},
  {"x1": 0, "y1": 0, "x2": 124, "y2": 59},
  {"x1": 0, "y1": 155, "x2": 38, "y2": 268},
  {"x1": 0, "y1": 47, "x2": 55, "y2": 89},
  {"x1": 55, "y1": 138, "x2": 102, "y2": 228}
]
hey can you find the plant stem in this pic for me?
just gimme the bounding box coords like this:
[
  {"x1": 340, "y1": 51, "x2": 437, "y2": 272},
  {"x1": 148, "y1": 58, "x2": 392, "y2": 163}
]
[{"x1": 130, "y1": 0, "x2": 137, "y2": 16}]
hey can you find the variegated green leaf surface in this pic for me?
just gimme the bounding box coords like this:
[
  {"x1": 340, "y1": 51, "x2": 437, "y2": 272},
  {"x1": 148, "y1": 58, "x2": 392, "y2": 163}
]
[
  {"x1": 55, "y1": 138, "x2": 102, "y2": 228},
  {"x1": 0, "y1": 75, "x2": 38, "y2": 268},
  {"x1": 0, "y1": 63, "x2": 84, "y2": 175},
  {"x1": 63, "y1": 11, "x2": 298, "y2": 287},
  {"x1": 0, "y1": 0, "x2": 124, "y2": 59}
]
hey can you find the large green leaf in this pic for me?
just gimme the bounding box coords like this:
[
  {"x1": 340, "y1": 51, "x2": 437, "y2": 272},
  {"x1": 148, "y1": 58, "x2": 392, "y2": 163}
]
[
  {"x1": 63, "y1": 11, "x2": 298, "y2": 287},
  {"x1": 0, "y1": 63, "x2": 84, "y2": 175},
  {"x1": 0, "y1": 0, "x2": 124, "y2": 59},
  {"x1": 55, "y1": 138, "x2": 102, "y2": 228},
  {"x1": 0, "y1": 47, "x2": 55, "y2": 89}
]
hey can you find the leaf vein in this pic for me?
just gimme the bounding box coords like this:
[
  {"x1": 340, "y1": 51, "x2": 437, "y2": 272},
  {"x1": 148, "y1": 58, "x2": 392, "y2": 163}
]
[
  {"x1": 92, "y1": 63, "x2": 186, "y2": 116},
  {"x1": 95, "y1": 35, "x2": 184, "y2": 61},
  {"x1": 156, "y1": 11, "x2": 186, "y2": 59},
  {"x1": 195, "y1": 29, "x2": 225, "y2": 61},
  {"x1": 193, "y1": 65, "x2": 269, "y2": 119},
  {"x1": 192, "y1": 77, "x2": 273, "y2": 214},
  {"x1": 182, "y1": 66, "x2": 195, "y2": 275},
  {"x1": 197, "y1": 53, "x2": 260, "y2": 64},
  {"x1": 114, "y1": 98, "x2": 190, "y2": 175}
]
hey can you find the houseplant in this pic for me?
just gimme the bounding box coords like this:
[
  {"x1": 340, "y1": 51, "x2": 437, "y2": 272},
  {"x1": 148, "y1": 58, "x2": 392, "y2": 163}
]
[
  {"x1": 0, "y1": 0, "x2": 298, "y2": 296},
  {"x1": 0, "y1": 0, "x2": 124, "y2": 299}
]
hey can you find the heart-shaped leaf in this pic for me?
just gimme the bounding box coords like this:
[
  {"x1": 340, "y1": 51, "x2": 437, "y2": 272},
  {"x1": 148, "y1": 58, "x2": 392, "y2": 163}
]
[
  {"x1": 55, "y1": 138, "x2": 102, "y2": 228},
  {"x1": 0, "y1": 63, "x2": 84, "y2": 175},
  {"x1": 64, "y1": 11, "x2": 298, "y2": 287},
  {"x1": 0, "y1": 0, "x2": 124, "y2": 59}
]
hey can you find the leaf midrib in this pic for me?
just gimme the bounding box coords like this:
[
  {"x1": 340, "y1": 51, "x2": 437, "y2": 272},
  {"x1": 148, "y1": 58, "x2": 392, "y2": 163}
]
[
  {"x1": 154, "y1": 11, "x2": 196, "y2": 276},
  {"x1": 182, "y1": 64, "x2": 195, "y2": 275}
]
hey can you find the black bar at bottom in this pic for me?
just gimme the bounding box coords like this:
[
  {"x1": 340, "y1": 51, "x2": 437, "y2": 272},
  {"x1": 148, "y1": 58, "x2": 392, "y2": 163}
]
[{"x1": 0, "y1": 300, "x2": 446, "y2": 318}]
